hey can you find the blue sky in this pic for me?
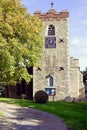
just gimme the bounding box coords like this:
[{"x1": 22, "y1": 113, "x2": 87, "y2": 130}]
[{"x1": 21, "y1": 0, "x2": 87, "y2": 71}]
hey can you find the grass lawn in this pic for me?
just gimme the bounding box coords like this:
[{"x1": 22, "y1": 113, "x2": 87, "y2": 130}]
[
  {"x1": 0, "y1": 112, "x2": 3, "y2": 117},
  {"x1": 0, "y1": 98, "x2": 87, "y2": 130}
]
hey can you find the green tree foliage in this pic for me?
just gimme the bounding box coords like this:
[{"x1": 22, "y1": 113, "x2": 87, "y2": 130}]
[
  {"x1": 0, "y1": 0, "x2": 44, "y2": 85},
  {"x1": 81, "y1": 68, "x2": 87, "y2": 83}
]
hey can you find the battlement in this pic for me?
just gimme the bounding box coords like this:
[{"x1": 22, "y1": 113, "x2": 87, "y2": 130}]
[
  {"x1": 34, "y1": 9, "x2": 69, "y2": 21},
  {"x1": 70, "y1": 57, "x2": 80, "y2": 68}
]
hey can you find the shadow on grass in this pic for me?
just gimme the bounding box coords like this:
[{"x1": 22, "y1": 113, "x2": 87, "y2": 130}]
[
  {"x1": 0, "y1": 98, "x2": 87, "y2": 130},
  {"x1": 0, "y1": 100, "x2": 68, "y2": 130}
]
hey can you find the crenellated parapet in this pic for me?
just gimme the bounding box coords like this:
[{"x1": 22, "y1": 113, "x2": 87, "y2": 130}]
[
  {"x1": 34, "y1": 9, "x2": 69, "y2": 21},
  {"x1": 70, "y1": 57, "x2": 80, "y2": 68}
]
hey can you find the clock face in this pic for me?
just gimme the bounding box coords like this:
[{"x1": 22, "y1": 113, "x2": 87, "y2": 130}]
[{"x1": 45, "y1": 37, "x2": 56, "y2": 48}]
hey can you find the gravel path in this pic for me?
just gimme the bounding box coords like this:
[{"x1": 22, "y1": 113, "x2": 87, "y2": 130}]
[{"x1": 0, "y1": 102, "x2": 68, "y2": 130}]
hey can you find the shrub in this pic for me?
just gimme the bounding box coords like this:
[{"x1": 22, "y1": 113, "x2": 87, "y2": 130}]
[{"x1": 35, "y1": 90, "x2": 48, "y2": 103}]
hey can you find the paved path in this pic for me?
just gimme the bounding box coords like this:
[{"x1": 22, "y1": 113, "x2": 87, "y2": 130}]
[{"x1": 0, "y1": 102, "x2": 68, "y2": 130}]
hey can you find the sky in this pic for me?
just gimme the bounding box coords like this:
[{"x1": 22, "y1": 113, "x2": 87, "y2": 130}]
[{"x1": 21, "y1": 0, "x2": 87, "y2": 71}]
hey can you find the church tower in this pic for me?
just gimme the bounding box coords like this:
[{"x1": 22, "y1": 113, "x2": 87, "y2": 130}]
[{"x1": 33, "y1": 4, "x2": 71, "y2": 101}]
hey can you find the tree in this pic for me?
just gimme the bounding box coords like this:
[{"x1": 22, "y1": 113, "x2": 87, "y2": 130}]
[
  {"x1": 0, "y1": 0, "x2": 44, "y2": 85},
  {"x1": 81, "y1": 67, "x2": 87, "y2": 84}
]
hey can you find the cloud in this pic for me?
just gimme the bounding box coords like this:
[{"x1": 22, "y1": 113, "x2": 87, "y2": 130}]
[
  {"x1": 70, "y1": 37, "x2": 79, "y2": 45},
  {"x1": 80, "y1": 48, "x2": 87, "y2": 55},
  {"x1": 70, "y1": 37, "x2": 87, "y2": 70},
  {"x1": 79, "y1": 57, "x2": 87, "y2": 71},
  {"x1": 71, "y1": 37, "x2": 87, "y2": 47}
]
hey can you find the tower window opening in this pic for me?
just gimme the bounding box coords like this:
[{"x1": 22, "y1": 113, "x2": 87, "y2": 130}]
[
  {"x1": 48, "y1": 25, "x2": 55, "y2": 36},
  {"x1": 49, "y1": 76, "x2": 53, "y2": 86}
]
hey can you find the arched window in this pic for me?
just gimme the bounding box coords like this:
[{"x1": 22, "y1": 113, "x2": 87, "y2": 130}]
[
  {"x1": 48, "y1": 25, "x2": 55, "y2": 36},
  {"x1": 49, "y1": 76, "x2": 53, "y2": 86}
]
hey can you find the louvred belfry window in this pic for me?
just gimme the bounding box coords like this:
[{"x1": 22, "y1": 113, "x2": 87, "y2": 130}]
[{"x1": 48, "y1": 25, "x2": 55, "y2": 36}]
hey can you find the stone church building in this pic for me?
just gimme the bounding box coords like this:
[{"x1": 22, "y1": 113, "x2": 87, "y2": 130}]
[
  {"x1": 33, "y1": 7, "x2": 85, "y2": 101},
  {"x1": 3, "y1": 5, "x2": 85, "y2": 101}
]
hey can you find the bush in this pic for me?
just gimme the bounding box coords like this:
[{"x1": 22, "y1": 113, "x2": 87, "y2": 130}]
[{"x1": 35, "y1": 90, "x2": 48, "y2": 103}]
